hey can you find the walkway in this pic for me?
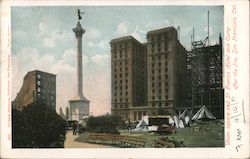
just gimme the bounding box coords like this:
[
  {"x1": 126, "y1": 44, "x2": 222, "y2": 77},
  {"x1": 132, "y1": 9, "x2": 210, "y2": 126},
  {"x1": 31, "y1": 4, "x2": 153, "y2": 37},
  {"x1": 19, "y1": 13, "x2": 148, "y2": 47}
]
[{"x1": 64, "y1": 131, "x2": 114, "y2": 148}]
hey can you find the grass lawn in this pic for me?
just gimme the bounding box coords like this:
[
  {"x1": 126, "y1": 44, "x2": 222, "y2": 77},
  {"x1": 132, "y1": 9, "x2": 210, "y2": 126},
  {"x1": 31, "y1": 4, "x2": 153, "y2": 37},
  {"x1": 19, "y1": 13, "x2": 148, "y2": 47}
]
[{"x1": 75, "y1": 120, "x2": 224, "y2": 148}]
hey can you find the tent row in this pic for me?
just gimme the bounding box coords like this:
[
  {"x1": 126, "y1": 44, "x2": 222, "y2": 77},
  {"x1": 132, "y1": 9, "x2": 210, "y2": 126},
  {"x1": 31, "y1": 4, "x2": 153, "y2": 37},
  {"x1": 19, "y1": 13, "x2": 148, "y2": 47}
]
[{"x1": 132, "y1": 105, "x2": 216, "y2": 132}]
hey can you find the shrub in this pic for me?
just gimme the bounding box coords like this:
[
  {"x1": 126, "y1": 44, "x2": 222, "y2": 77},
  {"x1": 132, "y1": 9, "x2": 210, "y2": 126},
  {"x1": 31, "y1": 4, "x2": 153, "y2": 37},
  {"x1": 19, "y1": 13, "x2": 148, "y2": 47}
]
[
  {"x1": 85, "y1": 115, "x2": 121, "y2": 134},
  {"x1": 12, "y1": 101, "x2": 66, "y2": 148}
]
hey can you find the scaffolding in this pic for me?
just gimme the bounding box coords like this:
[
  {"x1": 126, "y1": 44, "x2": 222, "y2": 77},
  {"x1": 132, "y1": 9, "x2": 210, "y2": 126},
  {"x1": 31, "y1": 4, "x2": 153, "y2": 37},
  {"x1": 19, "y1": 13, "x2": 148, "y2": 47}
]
[{"x1": 188, "y1": 33, "x2": 224, "y2": 118}]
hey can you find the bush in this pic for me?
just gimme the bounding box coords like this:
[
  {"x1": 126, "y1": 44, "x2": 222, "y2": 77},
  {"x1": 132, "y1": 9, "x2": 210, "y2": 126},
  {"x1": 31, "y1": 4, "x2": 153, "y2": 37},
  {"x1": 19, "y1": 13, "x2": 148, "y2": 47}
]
[
  {"x1": 12, "y1": 101, "x2": 66, "y2": 148},
  {"x1": 86, "y1": 115, "x2": 121, "y2": 134}
]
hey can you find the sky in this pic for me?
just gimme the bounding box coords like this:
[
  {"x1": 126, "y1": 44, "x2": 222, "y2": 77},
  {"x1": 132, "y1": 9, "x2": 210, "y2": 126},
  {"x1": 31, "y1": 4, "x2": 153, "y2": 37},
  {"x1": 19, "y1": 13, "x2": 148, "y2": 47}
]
[{"x1": 11, "y1": 6, "x2": 223, "y2": 116}]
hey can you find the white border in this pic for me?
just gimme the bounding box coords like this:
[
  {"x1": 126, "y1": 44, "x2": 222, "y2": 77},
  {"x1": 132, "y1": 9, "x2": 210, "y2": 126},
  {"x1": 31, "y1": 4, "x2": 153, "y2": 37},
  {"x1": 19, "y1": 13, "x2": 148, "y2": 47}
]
[{"x1": 1, "y1": 0, "x2": 249, "y2": 158}]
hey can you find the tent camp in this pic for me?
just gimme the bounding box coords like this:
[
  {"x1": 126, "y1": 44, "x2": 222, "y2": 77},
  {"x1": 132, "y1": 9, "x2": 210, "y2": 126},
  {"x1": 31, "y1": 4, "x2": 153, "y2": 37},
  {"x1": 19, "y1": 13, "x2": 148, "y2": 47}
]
[
  {"x1": 191, "y1": 105, "x2": 216, "y2": 120},
  {"x1": 132, "y1": 115, "x2": 185, "y2": 132}
]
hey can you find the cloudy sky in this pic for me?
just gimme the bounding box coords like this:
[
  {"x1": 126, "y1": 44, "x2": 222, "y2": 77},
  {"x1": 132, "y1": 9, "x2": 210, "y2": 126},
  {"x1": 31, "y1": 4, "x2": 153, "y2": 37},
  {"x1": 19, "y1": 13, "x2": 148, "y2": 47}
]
[{"x1": 11, "y1": 6, "x2": 223, "y2": 115}]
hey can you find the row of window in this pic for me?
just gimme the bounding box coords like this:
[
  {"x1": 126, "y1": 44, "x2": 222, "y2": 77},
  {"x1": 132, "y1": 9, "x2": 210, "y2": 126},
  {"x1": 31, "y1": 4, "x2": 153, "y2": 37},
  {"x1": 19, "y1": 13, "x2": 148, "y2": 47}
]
[
  {"x1": 113, "y1": 60, "x2": 128, "y2": 66},
  {"x1": 114, "y1": 66, "x2": 128, "y2": 72},
  {"x1": 150, "y1": 33, "x2": 170, "y2": 42},
  {"x1": 151, "y1": 101, "x2": 169, "y2": 107},
  {"x1": 114, "y1": 84, "x2": 128, "y2": 91},
  {"x1": 114, "y1": 72, "x2": 129, "y2": 79},
  {"x1": 114, "y1": 91, "x2": 128, "y2": 96},
  {"x1": 113, "y1": 103, "x2": 129, "y2": 109},
  {"x1": 151, "y1": 94, "x2": 169, "y2": 100},
  {"x1": 112, "y1": 42, "x2": 129, "y2": 50}
]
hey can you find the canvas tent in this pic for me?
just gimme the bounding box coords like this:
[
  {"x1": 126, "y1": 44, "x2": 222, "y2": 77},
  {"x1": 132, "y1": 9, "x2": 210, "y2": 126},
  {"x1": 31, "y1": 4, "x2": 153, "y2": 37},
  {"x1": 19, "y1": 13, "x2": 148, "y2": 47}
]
[
  {"x1": 179, "y1": 109, "x2": 191, "y2": 125},
  {"x1": 191, "y1": 105, "x2": 216, "y2": 120},
  {"x1": 132, "y1": 116, "x2": 149, "y2": 132}
]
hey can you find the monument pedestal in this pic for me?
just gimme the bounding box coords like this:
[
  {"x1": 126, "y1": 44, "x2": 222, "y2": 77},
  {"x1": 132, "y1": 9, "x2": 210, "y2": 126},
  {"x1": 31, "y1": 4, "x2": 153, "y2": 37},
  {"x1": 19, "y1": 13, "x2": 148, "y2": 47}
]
[{"x1": 69, "y1": 95, "x2": 89, "y2": 121}]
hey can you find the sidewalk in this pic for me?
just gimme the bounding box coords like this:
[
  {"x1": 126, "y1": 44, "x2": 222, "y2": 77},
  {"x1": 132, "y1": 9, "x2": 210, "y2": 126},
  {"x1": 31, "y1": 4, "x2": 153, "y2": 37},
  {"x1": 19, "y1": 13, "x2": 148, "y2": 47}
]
[{"x1": 64, "y1": 131, "x2": 114, "y2": 148}]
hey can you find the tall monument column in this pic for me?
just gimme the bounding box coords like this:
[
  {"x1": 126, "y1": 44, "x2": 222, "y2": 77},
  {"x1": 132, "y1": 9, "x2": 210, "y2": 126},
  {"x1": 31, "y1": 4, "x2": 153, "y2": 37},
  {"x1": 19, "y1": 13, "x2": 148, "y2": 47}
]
[
  {"x1": 69, "y1": 11, "x2": 90, "y2": 121},
  {"x1": 73, "y1": 22, "x2": 85, "y2": 98}
]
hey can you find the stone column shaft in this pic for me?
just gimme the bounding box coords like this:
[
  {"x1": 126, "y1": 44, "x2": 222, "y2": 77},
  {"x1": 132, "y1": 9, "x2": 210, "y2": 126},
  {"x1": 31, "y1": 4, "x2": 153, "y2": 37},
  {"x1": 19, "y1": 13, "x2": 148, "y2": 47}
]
[{"x1": 73, "y1": 22, "x2": 85, "y2": 97}]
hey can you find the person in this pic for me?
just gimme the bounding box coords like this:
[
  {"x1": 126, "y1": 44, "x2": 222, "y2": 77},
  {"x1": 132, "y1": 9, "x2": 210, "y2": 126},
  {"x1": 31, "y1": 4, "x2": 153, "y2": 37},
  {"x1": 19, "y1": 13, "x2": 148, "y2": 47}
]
[
  {"x1": 128, "y1": 120, "x2": 131, "y2": 133},
  {"x1": 72, "y1": 121, "x2": 77, "y2": 135}
]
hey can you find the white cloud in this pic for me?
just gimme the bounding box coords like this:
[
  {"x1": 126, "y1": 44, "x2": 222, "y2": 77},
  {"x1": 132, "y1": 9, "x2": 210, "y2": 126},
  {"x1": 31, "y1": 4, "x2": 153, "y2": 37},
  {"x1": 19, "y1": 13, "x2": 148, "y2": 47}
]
[
  {"x1": 85, "y1": 27, "x2": 102, "y2": 41},
  {"x1": 37, "y1": 16, "x2": 61, "y2": 37},
  {"x1": 42, "y1": 30, "x2": 72, "y2": 48},
  {"x1": 115, "y1": 22, "x2": 128, "y2": 35},
  {"x1": 12, "y1": 48, "x2": 110, "y2": 116},
  {"x1": 91, "y1": 54, "x2": 109, "y2": 65},
  {"x1": 37, "y1": 16, "x2": 73, "y2": 48},
  {"x1": 131, "y1": 26, "x2": 145, "y2": 42},
  {"x1": 146, "y1": 19, "x2": 170, "y2": 30},
  {"x1": 87, "y1": 40, "x2": 109, "y2": 50},
  {"x1": 203, "y1": 26, "x2": 215, "y2": 36}
]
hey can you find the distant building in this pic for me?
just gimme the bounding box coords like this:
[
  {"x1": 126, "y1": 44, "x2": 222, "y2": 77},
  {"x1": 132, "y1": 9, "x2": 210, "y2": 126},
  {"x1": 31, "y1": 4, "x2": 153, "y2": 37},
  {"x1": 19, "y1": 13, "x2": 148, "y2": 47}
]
[
  {"x1": 110, "y1": 36, "x2": 147, "y2": 120},
  {"x1": 111, "y1": 27, "x2": 188, "y2": 121},
  {"x1": 12, "y1": 70, "x2": 56, "y2": 111}
]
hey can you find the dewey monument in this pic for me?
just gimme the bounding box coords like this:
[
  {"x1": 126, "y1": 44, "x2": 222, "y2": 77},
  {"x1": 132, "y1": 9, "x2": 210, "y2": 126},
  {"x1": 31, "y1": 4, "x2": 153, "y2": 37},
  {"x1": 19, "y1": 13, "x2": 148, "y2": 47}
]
[{"x1": 69, "y1": 9, "x2": 90, "y2": 121}]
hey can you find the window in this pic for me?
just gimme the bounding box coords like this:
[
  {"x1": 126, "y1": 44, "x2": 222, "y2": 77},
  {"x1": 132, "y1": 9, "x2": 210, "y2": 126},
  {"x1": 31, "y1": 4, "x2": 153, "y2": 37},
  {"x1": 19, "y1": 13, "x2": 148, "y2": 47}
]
[
  {"x1": 37, "y1": 80, "x2": 41, "y2": 86},
  {"x1": 37, "y1": 87, "x2": 41, "y2": 93},
  {"x1": 37, "y1": 74, "x2": 41, "y2": 79},
  {"x1": 152, "y1": 102, "x2": 155, "y2": 107},
  {"x1": 151, "y1": 37, "x2": 155, "y2": 42}
]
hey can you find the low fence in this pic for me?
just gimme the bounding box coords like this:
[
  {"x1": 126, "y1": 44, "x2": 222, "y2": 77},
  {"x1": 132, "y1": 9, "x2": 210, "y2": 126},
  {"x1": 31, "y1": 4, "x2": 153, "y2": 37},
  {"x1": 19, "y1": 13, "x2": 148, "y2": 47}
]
[{"x1": 84, "y1": 133, "x2": 146, "y2": 148}]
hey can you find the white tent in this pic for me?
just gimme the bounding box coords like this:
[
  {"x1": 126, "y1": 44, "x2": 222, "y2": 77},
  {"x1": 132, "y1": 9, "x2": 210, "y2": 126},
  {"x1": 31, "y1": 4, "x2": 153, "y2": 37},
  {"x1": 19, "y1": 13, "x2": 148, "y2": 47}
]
[
  {"x1": 192, "y1": 105, "x2": 216, "y2": 120},
  {"x1": 179, "y1": 109, "x2": 191, "y2": 125},
  {"x1": 173, "y1": 115, "x2": 185, "y2": 128},
  {"x1": 132, "y1": 116, "x2": 149, "y2": 132}
]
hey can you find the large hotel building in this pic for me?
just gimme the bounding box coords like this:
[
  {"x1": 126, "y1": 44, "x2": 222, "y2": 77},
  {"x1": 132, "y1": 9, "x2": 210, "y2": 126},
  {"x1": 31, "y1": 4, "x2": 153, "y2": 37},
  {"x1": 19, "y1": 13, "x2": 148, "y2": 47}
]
[{"x1": 111, "y1": 27, "x2": 188, "y2": 121}]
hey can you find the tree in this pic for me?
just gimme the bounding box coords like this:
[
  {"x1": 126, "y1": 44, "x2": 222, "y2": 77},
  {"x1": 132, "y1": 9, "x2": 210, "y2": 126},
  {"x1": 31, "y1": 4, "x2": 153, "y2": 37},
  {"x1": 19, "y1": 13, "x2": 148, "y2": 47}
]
[
  {"x1": 85, "y1": 115, "x2": 121, "y2": 134},
  {"x1": 12, "y1": 101, "x2": 66, "y2": 148}
]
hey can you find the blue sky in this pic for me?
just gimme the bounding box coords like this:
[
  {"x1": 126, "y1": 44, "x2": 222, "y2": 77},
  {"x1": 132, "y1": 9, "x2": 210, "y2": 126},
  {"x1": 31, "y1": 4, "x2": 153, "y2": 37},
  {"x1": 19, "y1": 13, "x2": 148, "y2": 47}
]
[{"x1": 11, "y1": 6, "x2": 223, "y2": 115}]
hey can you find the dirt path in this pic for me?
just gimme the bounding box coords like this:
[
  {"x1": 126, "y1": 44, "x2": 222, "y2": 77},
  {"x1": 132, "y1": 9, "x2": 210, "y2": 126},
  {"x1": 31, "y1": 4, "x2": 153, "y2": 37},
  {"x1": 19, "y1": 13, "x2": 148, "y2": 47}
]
[{"x1": 64, "y1": 131, "x2": 114, "y2": 148}]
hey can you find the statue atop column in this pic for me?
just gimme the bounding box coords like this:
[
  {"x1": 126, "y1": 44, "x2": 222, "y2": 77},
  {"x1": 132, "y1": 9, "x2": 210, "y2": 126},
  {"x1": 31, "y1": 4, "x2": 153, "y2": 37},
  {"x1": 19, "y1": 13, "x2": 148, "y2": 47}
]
[{"x1": 77, "y1": 9, "x2": 85, "y2": 21}]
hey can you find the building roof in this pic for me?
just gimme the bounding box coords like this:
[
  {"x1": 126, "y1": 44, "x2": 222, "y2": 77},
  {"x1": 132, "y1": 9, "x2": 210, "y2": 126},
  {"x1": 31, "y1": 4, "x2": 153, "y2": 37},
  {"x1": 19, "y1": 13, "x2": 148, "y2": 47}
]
[
  {"x1": 27, "y1": 70, "x2": 56, "y2": 76},
  {"x1": 147, "y1": 26, "x2": 176, "y2": 35},
  {"x1": 110, "y1": 35, "x2": 141, "y2": 44}
]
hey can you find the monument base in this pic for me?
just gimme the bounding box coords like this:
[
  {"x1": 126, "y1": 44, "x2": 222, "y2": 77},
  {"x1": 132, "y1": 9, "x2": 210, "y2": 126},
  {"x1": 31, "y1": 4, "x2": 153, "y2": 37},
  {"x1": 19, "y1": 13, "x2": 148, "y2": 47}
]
[{"x1": 69, "y1": 95, "x2": 90, "y2": 121}]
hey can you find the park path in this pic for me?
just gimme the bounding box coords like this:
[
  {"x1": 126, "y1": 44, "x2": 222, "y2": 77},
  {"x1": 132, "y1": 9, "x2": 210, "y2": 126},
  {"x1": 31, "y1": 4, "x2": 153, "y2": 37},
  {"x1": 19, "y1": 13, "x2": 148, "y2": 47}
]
[{"x1": 64, "y1": 131, "x2": 114, "y2": 148}]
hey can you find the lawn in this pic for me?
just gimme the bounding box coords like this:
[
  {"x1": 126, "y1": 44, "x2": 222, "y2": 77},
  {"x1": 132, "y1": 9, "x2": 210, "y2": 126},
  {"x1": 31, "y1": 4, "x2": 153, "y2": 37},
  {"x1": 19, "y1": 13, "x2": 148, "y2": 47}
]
[{"x1": 75, "y1": 120, "x2": 224, "y2": 148}]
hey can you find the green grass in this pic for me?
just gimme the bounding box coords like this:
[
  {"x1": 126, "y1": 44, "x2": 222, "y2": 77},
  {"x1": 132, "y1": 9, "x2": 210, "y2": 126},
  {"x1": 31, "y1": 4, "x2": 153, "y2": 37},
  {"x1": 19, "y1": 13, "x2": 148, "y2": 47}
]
[{"x1": 75, "y1": 121, "x2": 224, "y2": 148}]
